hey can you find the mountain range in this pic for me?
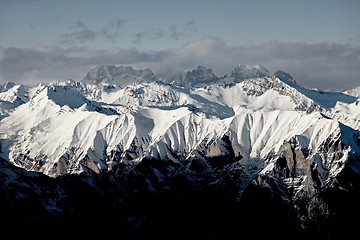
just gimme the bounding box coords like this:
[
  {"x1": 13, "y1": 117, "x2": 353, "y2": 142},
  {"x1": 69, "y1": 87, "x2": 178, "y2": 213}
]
[{"x1": 0, "y1": 64, "x2": 359, "y2": 239}]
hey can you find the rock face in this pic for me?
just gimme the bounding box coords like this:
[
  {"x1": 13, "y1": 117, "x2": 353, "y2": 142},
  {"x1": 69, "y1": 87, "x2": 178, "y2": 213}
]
[
  {"x1": 274, "y1": 69, "x2": 297, "y2": 86},
  {"x1": 184, "y1": 65, "x2": 219, "y2": 86},
  {"x1": 1, "y1": 143, "x2": 359, "y2": 239}
]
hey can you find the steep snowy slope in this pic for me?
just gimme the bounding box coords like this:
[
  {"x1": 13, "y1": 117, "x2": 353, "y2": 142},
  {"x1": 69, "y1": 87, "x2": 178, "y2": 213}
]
[
  {"x1": 0, "y1": 82, "x2": 29, "y2": 119},
  {"x1": 330, "y1": 100, "x2": 360, "y2": 130},
  {"x1": 1, "y1": 75, "x2": 359, "y2": 180}
]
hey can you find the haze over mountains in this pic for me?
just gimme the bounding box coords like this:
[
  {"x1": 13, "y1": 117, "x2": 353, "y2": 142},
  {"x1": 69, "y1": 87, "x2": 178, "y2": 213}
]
[{"x1": 0, "y1": 64, "x2": 359, "y2": 239}]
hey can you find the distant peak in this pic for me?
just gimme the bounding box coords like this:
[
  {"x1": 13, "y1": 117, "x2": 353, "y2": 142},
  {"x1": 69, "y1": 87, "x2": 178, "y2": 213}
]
[
  {"x1": 1, "y1": 81, "x2": 16, "y2": 92},
  {"x1": 231, "y1": 64, "x2": 270, "y2": 83},
  {"x1": 184, "y1": 65, "x2": 219, "y2": 86},
  {"x1": 237, "y1": 64, "x2": 268, "y2": 70},
  {"x1": 274, "y1": 70, "x2": 297, "y2": 85},
  {"x1": 83, "y1": 65, "x2": 155, "y2": 86},
  {"x1": 196, "y1": 65, "x2": 209, "y2": 71}
]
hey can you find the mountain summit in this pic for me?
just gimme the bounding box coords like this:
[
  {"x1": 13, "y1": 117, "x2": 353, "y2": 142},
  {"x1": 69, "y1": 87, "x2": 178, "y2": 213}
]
[
  {"x1": 83, "y1": 65, "x2": 156, "y2": 87},
  {"x1": 184, "y1": 65, "x2": 219, "y2": 86},
  {"x1": 274, "y1": 69, "x2": 297, "y2": 85},
  {"x1": 230, "y1": 64, "x2": 270, "y2": 82}
]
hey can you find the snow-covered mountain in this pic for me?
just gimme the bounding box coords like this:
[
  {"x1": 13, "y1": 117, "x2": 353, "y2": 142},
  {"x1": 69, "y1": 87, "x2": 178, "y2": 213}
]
[
  {"x1": 228, "y1": 64, "x2": 270, "y2": 83},
  {"x1": 0, "y1": 81, "x2": 30, "y2": 120},
  {"x1": 0, "y1": 64, "x2": 359, "y2": 239},
  {"x1": 1, "y1": 74, "x2": 357, "y2": 176},
  {"x1": 83, "y1": 65, "x2": 156, "y2": 87},
  {"x1": 183, "y1": 65, "x2": 220, "y2": 86},
  {"x1": 155, "y1": 68, "x2": 186, "y2": 86}
]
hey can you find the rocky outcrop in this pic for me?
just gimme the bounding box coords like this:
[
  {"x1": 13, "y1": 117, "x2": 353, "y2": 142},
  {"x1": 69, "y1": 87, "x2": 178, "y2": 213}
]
[{"x1": 184, "y1": 65, "x2": 219, "y2": 86}]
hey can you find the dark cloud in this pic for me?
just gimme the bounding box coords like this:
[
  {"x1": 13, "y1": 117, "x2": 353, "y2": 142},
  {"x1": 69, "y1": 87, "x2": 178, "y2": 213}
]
[
  {"x1": 102, "y1": 32, "x2": 120, "y2": 43},
  {"x1": 60, "y1": 18, "x2": 127, "y2": 45},
  {"x1": 132, "y1": 28, "x2": 164, "y2": 44},
  {"x1": 100, "y1": 18, "x2": 127, "y2": 43},
  {"x1": 108, "y1": 18, "x2": 126, "y2": 29},
  {"x1": 170, "y1": 20, "x2": 197, "y2": 40},
  {"x1": 65, "y1": 29, "x2": 97, "y2": 43},
  {"x1": 185, "y1": 20, "x2": 197, "y2": 33},
  {"x1": 169, "y1": 25, "x2": 180, "y2": 40},
  {"x1": 0, "y1": 45, "x2": 170, "y2": 85},
  {"x1": 29, "y1": 22, "x2": 36, "y2": 29},
  {"x1": 54, "y1": 17, "x2": 65, "y2": 24},
  {"x1": 59, "y1": 21, "x2": 96, "y2": 45},
  {"x1": 133, "y1": 20, "x2": 197, "y2": 44},
  {"x1": 186, "y1": 20, "x2": 195, "y2": 26},
  {"x1": 74, "y1": 20, "x2": 87, "y2": 29},
  {"x1": 60, "y1": 19, "x2": 195, "y2": 46},
  {"x1": 144, "y1": 38, "x2": 360, "y2": 91},
  {"x1": 1, "y1": 38, "x2": 359, "y2": 91}
]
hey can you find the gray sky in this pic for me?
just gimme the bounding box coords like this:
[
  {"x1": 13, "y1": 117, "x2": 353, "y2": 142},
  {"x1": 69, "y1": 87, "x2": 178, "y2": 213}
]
[{"x1": 0, "y1": 0, "x2": 359, "y2": 90}]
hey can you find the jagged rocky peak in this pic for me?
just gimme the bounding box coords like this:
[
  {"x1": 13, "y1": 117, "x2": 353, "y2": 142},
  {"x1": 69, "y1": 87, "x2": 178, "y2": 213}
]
[
  {"x1": 230, "y1": 64, "x2": 270, "y2": 83},
  {"x1": 0, "y1": 81, "x2": 16, "y2": 92},
  {"x1": 274, "y1": 70, "x2": 297, "y2": 85},
  {"x1": 83, "y1": 65, "x2": 156, "y2": 87},
  {"x1": 184, "y1": 65, "x2": 219, "y2": 86},
  {"x1": 155, "y1": 68, "x2": 185, "y2": 85},
  {"x1": 0, "y1": 82, "x2": 29, "y2": 103}
]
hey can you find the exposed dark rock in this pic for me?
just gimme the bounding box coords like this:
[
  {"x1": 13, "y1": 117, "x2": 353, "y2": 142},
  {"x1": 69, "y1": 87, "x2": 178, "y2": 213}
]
[{"x1": 1, "y1": 136, "x2": 360, "y2": 240}]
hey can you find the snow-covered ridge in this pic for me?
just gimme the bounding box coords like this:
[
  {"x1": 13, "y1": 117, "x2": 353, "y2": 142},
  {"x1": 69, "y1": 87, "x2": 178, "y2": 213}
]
[
  {"x1": 344, "y1": 85, "x2": 360, "y2": 98},
  {"x1": 0, "y1": 64, "x2": 359, "y2": 179}
]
